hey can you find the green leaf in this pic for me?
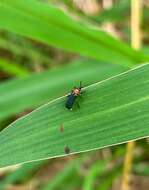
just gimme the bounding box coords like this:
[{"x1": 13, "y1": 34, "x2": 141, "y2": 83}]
[
  {"x1": 0, "y1": 60, "x2": 127, "y2": 122},
  {"x1": 134, "y1": 163, "x2": 149, "y2": 176},
  {"x1": 97, "y1": 167, "x2": 121, "y2": 190},
  {"x1": 0, "y1": 0, "x2": 148, "y2": 65},
  {"x1": 0, "y1": 58, "x2": 30, "y2": 77},
  {"x1": 41, "y1": 159, "x2": 80, "y2": 190},
  {"x1": 0, "y1": 161, "x2": 45, "y2": 189},
  {"x1": 0, "y1": 63, "x2": 149, "y2": 168},
  {"x1": 0, "y1": 37, "x2": 52, "y2": 66},
  {"x1": 83, "y1": 160, "x2": 106, "y2": 190},
  {"x1": 91, "y1": 0, "x2": 130, "y2": 23}
]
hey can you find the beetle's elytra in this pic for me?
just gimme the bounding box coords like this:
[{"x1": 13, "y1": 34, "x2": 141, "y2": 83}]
[{"x1": 65, "y1": 82, "x2": 83, "y2": 110}]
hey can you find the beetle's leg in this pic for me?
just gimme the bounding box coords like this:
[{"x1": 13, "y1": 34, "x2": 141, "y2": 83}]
[
  {"x1": 79, "y1": 81, "x2": 83, "y2": 89},
  {"x1": 78, "y1": 90, "x2": 84, "y2": 97}
]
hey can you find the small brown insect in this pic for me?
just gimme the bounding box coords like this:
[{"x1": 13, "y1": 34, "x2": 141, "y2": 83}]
[
  {"x1": 64, "y1": 145, "x2": 70, "y2": 154},
  {"x1": 60, "y1": 124, "x2": 64, "y2": 133}
]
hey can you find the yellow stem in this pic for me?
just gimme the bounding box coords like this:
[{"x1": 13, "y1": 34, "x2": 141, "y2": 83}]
[
  {"x1": 131, "y1": 0, "x2": 142, "y2": 49},
  {"x1": 121, "y1": 141, "x2": 135, "y2": 190},
  {"x1": 121, "y1": 1, "x2": 142, "y2": 190}
]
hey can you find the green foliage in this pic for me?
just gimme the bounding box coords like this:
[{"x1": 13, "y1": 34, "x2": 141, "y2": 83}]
[
  {"x1": 97, "y1": 167, "x2": 121, "y2": 190},
  {"x1": 0, "y1": 60, "x2": 127, "y2": 122},
  {"x1": 0, "y1": 64, "x2": 149, "y2": 168},
  {"x1": 0, "y1": 58, "x2": 30, "y2": 77},
  {"x1": 0, "y1": 0, "x2": 148, "y2": 188},
  {"x1": 83, "y1": 160, "x2": 106, "y2": 190},
  {"x1": 0, "y1": 0, "x2": 148, "y2": 66},
  {"x1": 0, "y1": 35, "x2": 53, "y2": 67},
  {"x1": 92, "y1": 0, "x2": 130, "y2": 23},
  {"x1": 0, "y1": 161, "x2": 45, "y2": 189},
  {"x1": 41, "y1": 159, "x2": 81, "y2": 190},
  {"x1": 134, "y1": 163, "x2": 149, "y2": 176}
]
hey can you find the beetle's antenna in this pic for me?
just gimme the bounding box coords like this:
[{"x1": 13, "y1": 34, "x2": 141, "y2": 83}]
[{"x1": 80, "y1": 81, "x2": 82, "y2": 89}]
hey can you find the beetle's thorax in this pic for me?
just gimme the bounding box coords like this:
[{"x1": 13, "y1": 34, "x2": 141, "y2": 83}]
[{"x1": 73, "y1": 88, "x2": 80, "y2": 95}]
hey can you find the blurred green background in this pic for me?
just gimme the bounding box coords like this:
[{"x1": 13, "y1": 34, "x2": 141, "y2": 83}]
[{"x1": 0, "y1": 0, "x2": 149, "y2": 190}]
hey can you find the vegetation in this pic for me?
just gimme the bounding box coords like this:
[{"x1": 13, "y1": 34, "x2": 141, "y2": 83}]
[{"x1": 0, "y1": 0, "x2": 148, "y2": 189}]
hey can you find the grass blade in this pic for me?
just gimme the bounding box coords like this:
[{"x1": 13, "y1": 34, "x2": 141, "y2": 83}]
[
  {"x1": 0, "y1": 161, "x2": 45, "y2": 189},
  {"x1": 0, "y1": 58, "x2": 30, "y2": 78},
  {"x1": 0, "y1": 63, "x2": 149, "y2": 168},
  {"x1": 83, "y1": 160, "x2": 105, "y2": 190},
  {"x1": 0, "y1": 60, "x2": 127, "y2": 122},
  {"x1": 0, "y1": 0, "x2": 148, "y2": 65}
]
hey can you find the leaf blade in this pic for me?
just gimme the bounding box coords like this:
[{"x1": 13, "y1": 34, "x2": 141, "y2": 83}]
[
  {"x1": 0, "y1": 63, "x2": 149, "y2": 168},
  {"x1": 0, "y1": 0, "x2": 148, "y2": 65},
  {"x1": 0, "y1": 60, "x2": 127, "y2": 121}
]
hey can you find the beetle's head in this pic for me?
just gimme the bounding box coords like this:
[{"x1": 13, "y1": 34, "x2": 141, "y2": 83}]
[{"x1": 73, "y1": 88, "x2": 81, "y2": 95}]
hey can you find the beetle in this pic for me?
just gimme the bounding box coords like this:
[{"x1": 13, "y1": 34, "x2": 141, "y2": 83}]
[{"x1": 65, "y1": 82, "x2": 83, "y2": 110}]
